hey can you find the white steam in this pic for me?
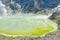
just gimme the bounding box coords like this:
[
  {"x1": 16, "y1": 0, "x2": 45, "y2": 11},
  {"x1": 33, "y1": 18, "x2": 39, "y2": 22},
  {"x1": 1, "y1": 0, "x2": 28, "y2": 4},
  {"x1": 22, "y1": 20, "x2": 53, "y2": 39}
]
[
  {"x1": 0, "y1": 0, "x2": 60, "y2": 19},
  {"x1": 0, "y1": 1, "x2": 7, "y2": 16}
]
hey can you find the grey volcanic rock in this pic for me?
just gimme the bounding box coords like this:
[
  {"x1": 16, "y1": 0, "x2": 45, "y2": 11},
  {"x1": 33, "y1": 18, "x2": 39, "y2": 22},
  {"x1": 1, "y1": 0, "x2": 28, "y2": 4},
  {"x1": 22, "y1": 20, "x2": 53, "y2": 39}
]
[
  {"x1": 13, "y1": 0, "x2": 60, "y2": 13},
  {"x1": 1, "y1": 0, "x2": 60, "y2": 13},
  {"x1": 50, "y1": 11, "x2": 60, "y2": 24}
]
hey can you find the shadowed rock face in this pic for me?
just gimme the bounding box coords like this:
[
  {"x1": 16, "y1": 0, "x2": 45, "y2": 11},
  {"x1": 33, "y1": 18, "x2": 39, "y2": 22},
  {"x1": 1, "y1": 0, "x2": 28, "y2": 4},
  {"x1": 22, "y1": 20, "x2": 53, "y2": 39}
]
[
  {"x1": 1, "y1": 0, "x2": 60, "y2": 13},
  {"x1": 12, "y1": 0, "x2": 60, "y2": 12},
  {"x1": 13, "y1": 0, "x2": 60, "y2": 8}
]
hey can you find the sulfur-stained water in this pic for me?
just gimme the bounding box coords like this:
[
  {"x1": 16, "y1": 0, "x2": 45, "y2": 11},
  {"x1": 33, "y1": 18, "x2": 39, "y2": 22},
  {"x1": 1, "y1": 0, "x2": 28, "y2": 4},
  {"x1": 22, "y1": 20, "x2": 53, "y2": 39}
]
[{"x1": 0, "y1": 14, "x2": 57, "y2": 37}]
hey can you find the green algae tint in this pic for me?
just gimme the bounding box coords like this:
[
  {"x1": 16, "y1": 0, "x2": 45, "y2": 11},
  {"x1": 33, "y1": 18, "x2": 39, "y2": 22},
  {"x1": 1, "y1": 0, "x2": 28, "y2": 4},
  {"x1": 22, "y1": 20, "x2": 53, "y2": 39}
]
[{"x1": 0, "y1": 15, "x2": 57, "y2": 37}]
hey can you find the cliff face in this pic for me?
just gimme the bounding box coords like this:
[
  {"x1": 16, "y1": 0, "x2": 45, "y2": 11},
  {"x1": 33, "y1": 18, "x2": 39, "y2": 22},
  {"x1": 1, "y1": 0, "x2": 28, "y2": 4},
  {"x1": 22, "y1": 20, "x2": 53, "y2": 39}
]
[
  {"x1": 1, "y1": 0, "x2": 60, "y2": 13},
  {"x1": 13, "y1": 0, "x2": 60, "y2": 8}
]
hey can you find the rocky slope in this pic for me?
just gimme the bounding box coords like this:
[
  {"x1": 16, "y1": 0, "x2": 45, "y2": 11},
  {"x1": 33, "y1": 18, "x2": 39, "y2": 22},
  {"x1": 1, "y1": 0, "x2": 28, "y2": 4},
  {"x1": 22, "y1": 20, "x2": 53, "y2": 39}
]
[{"x1": 0, "y1": 0, "x2": 60, "y2": 13}]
